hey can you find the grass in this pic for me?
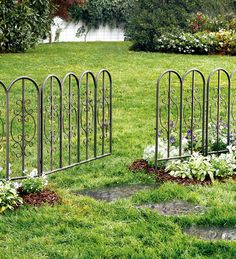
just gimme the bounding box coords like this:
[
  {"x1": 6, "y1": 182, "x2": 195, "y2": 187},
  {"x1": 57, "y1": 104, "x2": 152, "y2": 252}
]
[{"x1": 0, "y1": 42, "x2": 236, "y2": 258}]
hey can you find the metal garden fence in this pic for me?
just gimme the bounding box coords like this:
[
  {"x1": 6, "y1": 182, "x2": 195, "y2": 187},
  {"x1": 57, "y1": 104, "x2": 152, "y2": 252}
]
[
  {"x1": 155, "y1": 68, "x2": 236, "y2": 171},
  {"x1": 0, "y1": 69, "x2": 112, "y2": 180}
]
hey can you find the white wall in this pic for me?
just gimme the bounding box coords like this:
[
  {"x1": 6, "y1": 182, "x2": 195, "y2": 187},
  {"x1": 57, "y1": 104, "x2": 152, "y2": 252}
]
[{"x1": 44, "y1": 17, "x2": 125, "y2": 43}]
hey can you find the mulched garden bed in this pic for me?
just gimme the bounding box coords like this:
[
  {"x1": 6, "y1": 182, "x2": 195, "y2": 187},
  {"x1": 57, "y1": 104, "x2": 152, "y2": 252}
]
[
  {"x1": 129, "y1": 159, "x2": 212, "y2": 186},
  {"x1": 18, "y1": 188, "x2": 61, "y2": 207}
]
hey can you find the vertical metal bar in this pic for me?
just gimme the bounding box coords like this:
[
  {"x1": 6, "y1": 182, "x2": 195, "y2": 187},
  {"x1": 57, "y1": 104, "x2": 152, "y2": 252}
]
[
  {"x1": 155, "y1": 79, "x2": 160, "y2": 172},
  {"x1": 59, "y1": 80, "x2": 63, "y2": 168},
  {"x1": 50, "y1": 77, "x2": 53, "y2": 171},
  {"x1": 202, "y1": 76, "x2": 205, "y2": 155},
  {"x1": 179, "y1": 76, "x2": 183, "y2": 157},
  {"x1": 77, "y1": 77, "x2": 81, "y2": 162},
  {"x1": 227, "y1": 75, "x2": 231, "y2": 145},
  {"x1": 217, "y1": 70, "x2": 220, "y2": 153},
  {"x1": 190, "y1": 72, "x2": 195, "y2": 154},
  {"x1": 109, "y1": 74, "x2": 112, "y2": 154},
  {"x1": 206, "y1": 76, "x2": 210, "y2": 156},
  {"x1": 102, "y1": 72, "x2": 105, "y2": 155},
  {"x1": 6, "y1": 92, "x2": 9, "y2": 179},
  {"x1": 68, "y1": 75, "x2": 71, "y2": 164},
  {"x1": 39, "y1": 88, "x2": 43, "y2": 176},
  {"x1": 94, "y1": 75, "x2": 97, "y2": 158},
  {"x1": 86, "y1": 73, "x2": 89, "y2": 160},
  {"x1": 21, "y1": 79, "x2": 25, "y2": 175},
  {"x1": 167, "y1": 72, "x2": 171, "y2": 157},
  {"x1": 37, "y1": 87, "x2": 42, "y2": 176}
]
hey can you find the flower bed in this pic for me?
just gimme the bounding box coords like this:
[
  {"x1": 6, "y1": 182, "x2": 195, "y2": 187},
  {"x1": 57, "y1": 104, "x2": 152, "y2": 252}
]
[
  {"x1": 134, "y1": 125, "x2": 236, "y2": 184},
  {"x1": 0, "y1": 170, "x2": 61, "y2": 213}
]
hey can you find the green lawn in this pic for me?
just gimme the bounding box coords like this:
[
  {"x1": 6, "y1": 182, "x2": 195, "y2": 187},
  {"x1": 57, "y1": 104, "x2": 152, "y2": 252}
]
[{"x1": 0, "y1": 42, "x2": 236, "y2": 258}]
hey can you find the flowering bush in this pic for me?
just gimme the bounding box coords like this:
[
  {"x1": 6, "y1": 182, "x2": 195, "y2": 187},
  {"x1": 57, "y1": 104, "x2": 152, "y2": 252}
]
[
  {"x1": 154, "y1": 30, "x2": 236, "y2": 55},
  {"x1": 188, "y1": 12, "x2": 228, "y2": 33},
  {"x1": 0, "y1": 180, "x2": 23, "y2": 213}
]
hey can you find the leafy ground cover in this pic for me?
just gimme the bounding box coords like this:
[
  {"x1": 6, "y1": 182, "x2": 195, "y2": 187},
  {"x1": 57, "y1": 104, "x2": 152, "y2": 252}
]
[{"x1": 0, "y1": 42, "x2": 236, "y2": 258}]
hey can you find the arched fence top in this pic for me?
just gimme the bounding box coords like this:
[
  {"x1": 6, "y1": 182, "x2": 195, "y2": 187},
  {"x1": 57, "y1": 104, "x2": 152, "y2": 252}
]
[
  {"x1": 96, "y1": 69, "x2": 112, "y2": 83},
  {"x1": 156, "y1": 69, "x2": 183, "y2": 87},
  {"x1": 182, "y1": 68, "x2": 205, "y2": 85},
  {"x1": 7, "y1": 76, "x2": 40, "y2": 93},
  {"x1": 41, "y1": 74, "x2": 62, "y2": 92},
  {"x1": 61, "y1": 72, "x2": 80, "y2": 90},
  {"x1": 207, "y1": 67, "x2": 231, "y2": 86},
  {"x1": 79, "y1": 70, "x2": 97, "y2": 87}
]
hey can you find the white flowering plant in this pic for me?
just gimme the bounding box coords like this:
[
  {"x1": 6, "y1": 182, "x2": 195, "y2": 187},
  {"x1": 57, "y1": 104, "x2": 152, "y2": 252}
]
[
  {"x1": 20, "y1": 169, "x2": 48, "y2": 194},
  {"x1": 154, "y1": 30, "x2": 236, "y2": 55},
  {"x1": 143, "y1": 125, "x2": 236, "y2": 181},
  {"x1": 0, "y1": 180, "x2": 23, "y2": 213}
]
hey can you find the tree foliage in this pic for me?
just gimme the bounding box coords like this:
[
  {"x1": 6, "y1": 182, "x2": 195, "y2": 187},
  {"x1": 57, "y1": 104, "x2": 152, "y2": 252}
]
[
  {"x1": 0, "y1": 0, "x2": 52, "y2": 53},
  {"x1": 51, "y1": 0, "x2": 85, "y2": 20},
  {"x1": 69, "y1": 0, "x2": 133, "y2": 29}
]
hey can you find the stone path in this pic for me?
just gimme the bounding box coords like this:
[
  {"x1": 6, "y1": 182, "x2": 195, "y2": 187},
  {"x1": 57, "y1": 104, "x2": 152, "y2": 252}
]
[
  {"x1": 184, "y1": 226, "x2": 236, "y2": 241},
  {"x1": 76, "y1": 184, "x2": 155, "y2": 202},
  {"x1": 136, "y1": 200, "x2": 206, "y2": 216}
]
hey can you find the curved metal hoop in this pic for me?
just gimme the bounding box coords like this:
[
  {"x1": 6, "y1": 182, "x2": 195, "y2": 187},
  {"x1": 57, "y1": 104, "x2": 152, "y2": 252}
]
[
  {"x1": 96, "y1": 69, "x2": 112, "y2": 155},
  {"x1": 155, "y1": 70, "x2": 183, "y2": 170},
  {"x1": 182, "y1": 69, "x2": 206, "y2": 154},
  {"x1": 6, "y1": 77, "x2": 40, "y2": 178},
  {"x1": 41, "y1": 75, "x2": 63, "y2": 171},
  {"x1": 206, "y1": 68, "x2": 231, "y2": 155}
]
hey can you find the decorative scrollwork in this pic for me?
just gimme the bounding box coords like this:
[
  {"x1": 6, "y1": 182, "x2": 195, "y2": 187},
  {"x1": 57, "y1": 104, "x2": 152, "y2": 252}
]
[
  {"x1": 10, "y1": 98, "x2": 36, "y2": 158},
  {"x1": 183, "y1": 84, "x2": 203, "y2": 134},
  {"x1": 158, "y1": 87, "x2": 179, "y2": 139},
  {"x1": 80, "y1": 89, "x2": 94, "y2": 146},
  {"x1": 97, "y1": 87, "x2": 110, "y2": 140}
]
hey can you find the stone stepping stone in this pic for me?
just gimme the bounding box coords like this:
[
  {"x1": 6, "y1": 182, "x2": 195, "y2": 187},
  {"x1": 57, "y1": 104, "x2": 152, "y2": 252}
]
[
  {"x1": 75, "y1": 184, "x2": 155, "y2": 202},
  {"x1": 184, "y1": 226, "x2": 236, "y2": 241},
  {"x1": 136, "y1": 200, "x2": 206, "y2": 216}
]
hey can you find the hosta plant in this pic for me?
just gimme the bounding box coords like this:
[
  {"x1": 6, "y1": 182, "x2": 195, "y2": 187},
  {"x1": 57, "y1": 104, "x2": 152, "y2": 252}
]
[
  {"x1": 166, "y1": 153, "x2": 214, "y2": 182},
  {"x1": 165, "y1": 146, "x2": 236, "y2": 182},
  {"x1": 0, "y1": 180, "x2": 23, "y2": 213}
]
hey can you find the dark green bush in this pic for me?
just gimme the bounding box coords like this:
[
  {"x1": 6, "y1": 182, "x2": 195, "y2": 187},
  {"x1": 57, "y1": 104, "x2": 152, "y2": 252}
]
[{"x1": 0, "y1": 0, "x2": 51, "y2": 53}]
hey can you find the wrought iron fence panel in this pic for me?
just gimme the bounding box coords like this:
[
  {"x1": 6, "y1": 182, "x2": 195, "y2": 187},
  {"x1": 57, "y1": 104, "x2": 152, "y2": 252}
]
[
  {"x1": 155, "y1": 68, "x2": 235, "y2": 171},
  {"x1": 0, "y1": 69, "x2": 112, "y2": 180}
]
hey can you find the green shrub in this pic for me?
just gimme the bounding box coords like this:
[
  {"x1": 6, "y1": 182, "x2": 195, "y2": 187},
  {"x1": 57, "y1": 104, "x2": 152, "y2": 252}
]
[
  {"x1": 0, "y1": 0, "x2": 52, "y2": 53},
  {"x1": 0, "y1": 180, "x2": 22, "y2": 213}
]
